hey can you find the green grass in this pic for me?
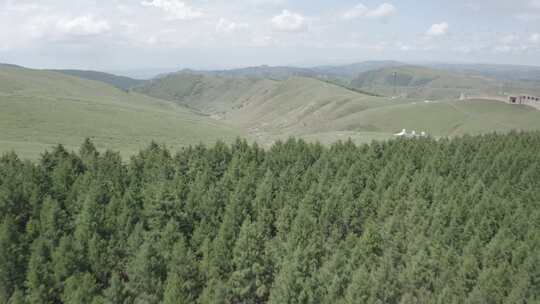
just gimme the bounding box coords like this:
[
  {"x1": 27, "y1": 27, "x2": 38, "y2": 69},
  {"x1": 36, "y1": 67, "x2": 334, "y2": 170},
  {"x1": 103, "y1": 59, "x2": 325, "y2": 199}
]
[
  {"x1": 0, "y1": 67, "x2": 243, "y2": 159},
  {"x1": 331, "y1": 99, "x2": 540, "y2": 137},
  {"x1": 2, "y1": 66, "x2": 540, "y2": 159},
  {"x1": 51, "y1": 69, "x2": 144, "y2": 90},
  {"x1": 349, "y1": 65, "x2": 540, "y2": 99},
  {"x1": 135, "y1": 72, "x2": 540, "y2": 145}
]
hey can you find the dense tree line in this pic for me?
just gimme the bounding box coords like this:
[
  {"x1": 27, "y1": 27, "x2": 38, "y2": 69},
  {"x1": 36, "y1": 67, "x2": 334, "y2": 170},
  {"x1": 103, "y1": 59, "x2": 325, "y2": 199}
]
[{"x1": 1, "y1": 133, "x2": 540, "y2": 303}]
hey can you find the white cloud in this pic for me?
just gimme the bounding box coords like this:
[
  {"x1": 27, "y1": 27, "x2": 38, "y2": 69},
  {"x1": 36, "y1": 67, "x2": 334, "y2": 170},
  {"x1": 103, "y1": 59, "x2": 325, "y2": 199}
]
[
  {"x1": 4, "y1": 1, "x2": 44, "y2": 12},
  {"x1": 426, "y1": 22, "x2": 449, "y2": 36},
  {"x1": 146, "y1": 36, "x2": 158, "y2": 45},
  {"x1": 366, "y1": 3, "x2": 397, "y2": 18},
  {"x1": 515, "y1": 13, "x2": 540, "y2": 22},
  {"x1": 500, "y1": 34, "x2": 518, "y2": 44},
  {"x1": 343, "y1": 4, "x2": 368, "y2": 19},
  {"x1": 216, "y1": 18, "x2": 249, "y2": 34},
  {"x1": 531, "y1": 0, "x2": 540, "y2": 9},
  {"x1": 56, "y1": 15, "x2": 111, "y2": 36},
  {"x1": 464, "y1": 3, "x2": 481, "y2": 11},
  {"x1": 343, "y1": 3, "x2": 397, "y2": 20},
  {"x1": 271, "y1": 10, "x2": 307, "y2": 32},
  {"x1": 453, "y1": 46, "x2": 472, "y2": 53},
  {"x1": 493, "y1": 44, "x2": 529, "y2": 53},
  {"x1": 21, "y1": 14, "x2": 111, "y2": 41},
  {"x1": 530, "y1": 33, "x2": 540, "y2": 43},
  {"x1": 251, "y1": 35, "x2": 277, "y2": 47},
  {"x1": 141, "y1": 0, "x2": 204, "y2": 20},
  {"x1": 397, "y1": 43, "x2": 413, "y2": 51}
]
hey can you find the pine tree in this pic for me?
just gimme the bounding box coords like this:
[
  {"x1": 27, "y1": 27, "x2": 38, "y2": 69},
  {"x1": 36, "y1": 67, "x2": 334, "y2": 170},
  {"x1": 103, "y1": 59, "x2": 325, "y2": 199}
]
[
  {"x1": 163, "y1": 238, "x2": 199, "y2": 304},
  {"x1": 7, "y1": 289, "x2": 25, "y2": 304},
  {"x1": 80, "y1": 138, "x2": 99, "y2": 158},
  {"x1": 103, "y1": 273, "x2": 127, "y2": 304},
  {"x1": 25, "y1": 238, "x2": 55, "y2": 304},
  {"x1": 0, "y1": 218, "x2": 24, "y2": 303},
  {"x1": 126, "y1": 238, "x2": 167, "y2": 304},
  {"x1": 229, "y1": 218, "x2": 267, "y2": 303},
  {"x1": 61, "y1": 273, "x2": 101, "y2": 304},
  {"x1": 345, "y1": 265, "x2": 372, "y2": 304}
]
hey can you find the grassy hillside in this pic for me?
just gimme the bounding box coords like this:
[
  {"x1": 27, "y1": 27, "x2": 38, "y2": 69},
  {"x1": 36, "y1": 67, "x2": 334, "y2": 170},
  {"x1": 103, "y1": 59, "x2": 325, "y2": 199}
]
[
  {"x1": 350, "y1": 65, "x2": 540, "y2": 100},
  {"x1": 3, "y1": 65, "x2": 540, "y2": 157},
  {"x1": 0, "y1": 66, "x2": 242, "y2": 159},
  {"x1": 206, "y1": 65, "x2": 318, "y2": 80},
  {"x1": 428, "y1": 63, "x2": 540, "y2": 82},
  {"x1": 253, "y1": 99, "x2": 540, "y2": 145},
  {"x1": 135, "y1": 73, "x2": 404, "y2": 138},
  {"x1": 160, "y1": 61, "x2": 406, "y2": 82},
  {"x1": 133, "y1": 72, "x2": 279, "y2": 114},
  {"x1": 330, "y1": 99, "x2": 540, "y2": 136},
  {"x1": 313, "y1": 60, "x2": 405, "y2": 78},
  {"x1": 350, "y1": 65, "x2": 502, "y2": 99},
  {"x1": 136, "y1": 72, "x2": 540, "y2": 146},
  {"x1": 52, "y1": 69, "x2": 144, "y2": 90}
]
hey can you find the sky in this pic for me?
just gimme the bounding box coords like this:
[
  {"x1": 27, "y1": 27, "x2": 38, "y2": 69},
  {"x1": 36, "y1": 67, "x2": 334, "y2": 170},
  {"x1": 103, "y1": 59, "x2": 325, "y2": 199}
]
[{"x1": 1, "y1": 0, "x2": 540, "y2": 71}]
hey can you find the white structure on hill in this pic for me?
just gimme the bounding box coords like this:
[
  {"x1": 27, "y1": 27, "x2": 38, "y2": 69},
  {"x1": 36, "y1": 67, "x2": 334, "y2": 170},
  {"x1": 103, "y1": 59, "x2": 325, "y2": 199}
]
[
  {"x1": 394, "y1": 129, "x2": 428, "y2": 138},
  {"x1": 508, "y1": 95, "x2": 539, "y2": 105},
  {"x1": 395, "y1": 129, "x2": 407, "y2": 136}
]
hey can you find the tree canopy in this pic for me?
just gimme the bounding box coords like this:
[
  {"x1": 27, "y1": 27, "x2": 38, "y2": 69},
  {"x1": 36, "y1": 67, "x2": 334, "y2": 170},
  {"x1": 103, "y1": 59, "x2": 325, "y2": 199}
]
[{"x1": 1, "y1": 133, "x2": 540, "y2": 303}]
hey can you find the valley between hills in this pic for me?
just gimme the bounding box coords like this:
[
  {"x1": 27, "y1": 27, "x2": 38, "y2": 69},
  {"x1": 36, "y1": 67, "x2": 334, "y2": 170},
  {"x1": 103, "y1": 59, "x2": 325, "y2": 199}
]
[{"x1": 1, "y1": 62, "x2": 540, "y2": 158}]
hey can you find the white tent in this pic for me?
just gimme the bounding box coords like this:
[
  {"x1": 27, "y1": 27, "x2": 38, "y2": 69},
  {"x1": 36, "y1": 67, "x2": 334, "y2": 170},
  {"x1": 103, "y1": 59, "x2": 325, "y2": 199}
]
[{"x1": 395, "y1": 129, "x2": 407, "y2": 136}]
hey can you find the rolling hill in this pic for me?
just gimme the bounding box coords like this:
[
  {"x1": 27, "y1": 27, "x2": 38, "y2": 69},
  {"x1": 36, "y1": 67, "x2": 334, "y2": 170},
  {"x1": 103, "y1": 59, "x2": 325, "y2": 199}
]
[
  {"x1": 350, "y1": 65, "x2": 540, "y2": 100},
  {"x1": 2, "y1": 62, "x2": 540, "y2": 156},
  {"x1": 52, "y1": 69, "x2": 144, "y2": 90},
  {"x1": 427, "y1": 62, "x2": 540, "y2": 82},
  {"x1": 132, "y1": 72, "x2": 279, "y2": 114},
  {"x1": 0, "y1": 66, "x2": 242, "y2": 159},
  {"x1": 135, "y1": 72, "x2": 540, "y2": 146},
  {"x1": 153, "y1": 62, "x2": 540, "y2": 102},
  {"x1": 202, "y1": 62, "x2": 406, "y2": 82},
  {"x1": 312, "y1": 60, "x2": 405, "y2": 78},
  {"x1": 349, "y1": 65, "x2": 501, "y2": 99},
  {"x1": 204, "y1": 65, "x2": 318, "y2": 80}
]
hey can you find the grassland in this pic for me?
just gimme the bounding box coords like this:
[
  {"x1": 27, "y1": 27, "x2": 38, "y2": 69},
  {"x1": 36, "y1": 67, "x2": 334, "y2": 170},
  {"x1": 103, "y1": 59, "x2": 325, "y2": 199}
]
[
  {"x1": 0, "y1": 66, "x2": 242, "y2": 159},
  {"x1": 329, "y1": 99, "x2": 540, "y2": 136},
  {"x1": 2, "y1": 65, "x2": 540, "y2": 158},
  {"x1": 136, "y1": 72, "x2": 540, "y2": 146},
  {"x1": 52, "y1": 69, "x2": 144, "y2": 90},
  {"x1": 350, "y1": 65, "x2": 540, "y2": 100}
]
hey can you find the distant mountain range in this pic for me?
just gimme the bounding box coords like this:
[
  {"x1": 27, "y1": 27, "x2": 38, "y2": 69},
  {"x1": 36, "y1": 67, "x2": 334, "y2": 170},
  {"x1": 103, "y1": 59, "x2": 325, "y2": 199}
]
[
  {"x1": 50, "y1": 69, "x2": 145, "y2": 91},
  {"x1": 425, "y1": 63, "x2": 540, "y2": 82},
  {"x1": 106, "y1": 61, "x2": 540, "y2": 83},
  {"x1": 149, "y1": 62, "x2": 540, "y2": 100}
]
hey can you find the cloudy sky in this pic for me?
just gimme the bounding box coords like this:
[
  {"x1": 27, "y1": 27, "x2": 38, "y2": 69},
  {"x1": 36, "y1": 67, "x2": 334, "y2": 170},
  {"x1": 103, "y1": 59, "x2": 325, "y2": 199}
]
[{"x1": 1, "y1": 0, "x2": 540, "y2": 71}]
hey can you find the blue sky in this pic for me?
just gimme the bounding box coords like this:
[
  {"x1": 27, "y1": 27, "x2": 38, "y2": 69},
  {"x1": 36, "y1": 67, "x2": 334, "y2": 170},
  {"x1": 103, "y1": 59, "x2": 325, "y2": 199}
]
[{"x1": 1, "y1": 0, "x2": 539, "y2": 70}]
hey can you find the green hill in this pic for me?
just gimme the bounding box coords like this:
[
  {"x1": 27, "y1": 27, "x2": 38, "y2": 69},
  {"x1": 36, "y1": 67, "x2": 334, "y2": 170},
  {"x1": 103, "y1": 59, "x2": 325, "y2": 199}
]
[
  {"x1": 205, "y1": 65, "x2": 318, "y2": 80},
  {"x1": 136, "y1": 72, "x2": 540, "y2": 146},
  {"x1": 350, "y1": 65, "x2": 540, "y2": 100},
  {"x1": 350, "y1": 65, "x2": 501, "y2": 99},
  {"x1": 0, "y1": 66, "x2": 242, "y2": 159},
  {"x1": 313, "y1": 60, "x2": 405, "y2": 78},
  {"x1": 3, "y1": 65, "x2": 540, "y2": 157},
  {"x1": 159, "y1": 61, "x2": 406, "y2": 82},
  {"x1": 428, "y1": 62, "x2": 540, "y2": 82},
  {"x1": 52, "y1": 69, "x2": 144, "y2": 90},
  {"x1": 134, "y1": 73, "x2": 405, "y2": 141},
  {"x1": 133, "y1": 72, "x2": 279, "y2": 114}
]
